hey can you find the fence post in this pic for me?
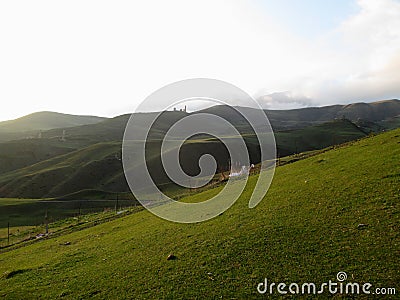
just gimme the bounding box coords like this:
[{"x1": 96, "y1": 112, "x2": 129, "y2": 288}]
[
  {"x1": 115, "y1": 195, "x2": 119, "y2": 213},
  {"x1": 7, "y1": 221, "x2": 10, "y2": 245},
  {"x1": 45, "y1": 208, "x2": 49, "y2": 234}
]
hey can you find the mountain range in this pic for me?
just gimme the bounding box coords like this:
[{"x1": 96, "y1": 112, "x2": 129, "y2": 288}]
[{"x1": 0, "y1": 99, "x2": 398, "y2": 199}]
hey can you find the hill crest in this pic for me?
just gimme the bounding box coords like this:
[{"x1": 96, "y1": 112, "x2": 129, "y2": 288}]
[{"x1": 0, "y1": 111, "x2": 107, "y2": 133}]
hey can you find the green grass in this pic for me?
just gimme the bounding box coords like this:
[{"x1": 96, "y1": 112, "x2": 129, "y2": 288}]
[
  {"x1": 0, "y1": 129, "x2": 398, "y2": 299},
  {"x1": 0, "y1": 198, "x2": 39, "y2": 206},
  {"x1": 0, "y1": 199, "x2": 46, "y2": 229},
  {"x1": 0, "y1": 138, "x2": 83, "y2": 175},
  {"x1": 0, "y1": 142, "x2": 124, "y2": 199},
  {"x1": 0, "y1": 197, "x2": 138, "y2": 228},
  {"x1": 0, "y1": 206, "x2": 143, "y2": 250}
]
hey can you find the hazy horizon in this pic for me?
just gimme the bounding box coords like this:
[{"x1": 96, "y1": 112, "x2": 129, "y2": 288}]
[
  {"x1": 1, "y1": 0, "x2": 400, "y2": 121},
  {"x1": 0, "y1": 96, "x2": 399, "y2": 123}
]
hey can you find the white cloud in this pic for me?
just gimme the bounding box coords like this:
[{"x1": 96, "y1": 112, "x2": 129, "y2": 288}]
[
  {"x1": 290, "y1": 0, "x2": 400, "y2": 104},
  {"x1": 257, "y1": 92, "x2": 315, "y2": 110}
]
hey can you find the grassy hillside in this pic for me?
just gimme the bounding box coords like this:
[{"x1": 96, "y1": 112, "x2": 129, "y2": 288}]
[
  {"x1": 341, "y1": 99, "x2": 400, "y2": 121},
  {"x1": 0, "y1": 142, "x2": 126, "y2": 199},
  {"x1": 275, "y1": 118, "x2": 367, "y2": 156},
  {"x1": 42, "y1": 111, "x2": 189, "y2": 143},
  {"x1": 0, "y1": 129, "x2": 398, "y2": 299},
  {"x1": 0, "y1": 113, "x2": 131, "y2": 175},
  {"x1": 0, "y1": 112, "x2": 106, "y2": 143},
  {"x1": 380, "y1": 116, "x2": 400, "y2": 130},
  {"x1": 0, "y1": 138, "x2": 89, "y2": 175}
]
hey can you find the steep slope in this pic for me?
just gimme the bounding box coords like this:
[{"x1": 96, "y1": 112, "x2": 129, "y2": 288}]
[{"x1": 0, "y1": 129, "x2": 398, "y2": 299}]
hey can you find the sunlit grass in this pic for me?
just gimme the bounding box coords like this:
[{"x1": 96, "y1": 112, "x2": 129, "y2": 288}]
[{"x1": 0, "y1": 129, "x2": 398, "y2": 299}]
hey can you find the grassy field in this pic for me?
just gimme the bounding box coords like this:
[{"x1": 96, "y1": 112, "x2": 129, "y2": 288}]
[
  {"x1": 0, "y1": 129, "x2": 398, "y2": 299},
  {"x1": 0, "y1": 197, "x2": 138, "y2": 228},
  {"x1": 0, "y1": 206, "x2": 143, "y2": 250}
]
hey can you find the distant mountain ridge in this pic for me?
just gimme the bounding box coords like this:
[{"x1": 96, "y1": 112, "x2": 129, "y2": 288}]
[
  {"x1": 0, "y1": 111, "x2": 107, "y2": 133},
  {"x1": 0, "y1": 99, "x2": 398, "y2": 139},
  {"x1": 200, "y1": 99, "x2": 400, "y2": 131},
  {"x1": 268, "y1": 99, "x2": 400, "y2": 124},
  {"x1": 20, "y1": 99, "x2": 400, "y2": 143}
]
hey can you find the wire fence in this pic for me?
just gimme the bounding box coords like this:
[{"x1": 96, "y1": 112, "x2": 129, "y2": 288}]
[{"x1": 0, "y1": 199, "x2": 139, "y2": 249}]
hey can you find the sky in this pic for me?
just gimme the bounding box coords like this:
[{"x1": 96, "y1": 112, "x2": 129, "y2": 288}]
[{"x1": 0, "y1": 0, "x2": 399, "y2": 120}]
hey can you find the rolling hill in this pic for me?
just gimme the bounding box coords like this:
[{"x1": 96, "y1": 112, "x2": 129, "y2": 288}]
[
  {"x1": 0, "y1": 142, "x2": 125, "y2": 199},
  {"x1": 0, "y1": 99, "x2": 398, "y2": 143},
  {"x1": 0, "y1": 128, "x2": 398, "y2": 299},
  {"x1": 200, "y1": 99, "x2": 400, "y2": 131},
  {"x1": 0, "y1": 111, "x2": 106, "y2": 132},
  {"x1": 274, "y1": 118, "x2": 368, "y2": 157},
  {"x1": 0, "y1": 112, "x2": 107, "y2": 142},
  {"x1": 0, "y1": 99, "x2": 398, "y2": 199},
  {"x1": 0, "y1": 118, "x2": 368, "y2": 199},
  {"x1": 0, "y1": 138, "x2": 94, "y2": 175}
]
